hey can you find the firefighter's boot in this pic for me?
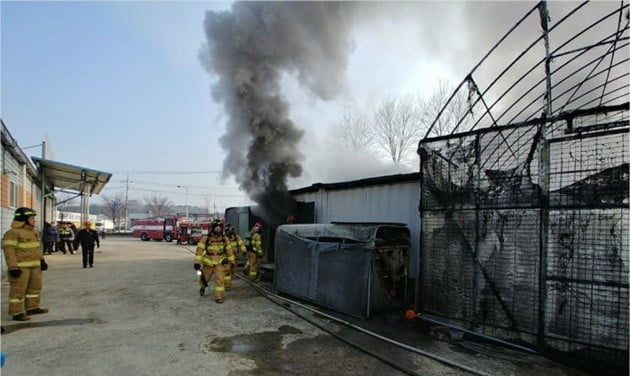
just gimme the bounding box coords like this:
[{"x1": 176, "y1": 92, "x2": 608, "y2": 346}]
[
  {"x1": 26, "y1": 307, "x2": 49, "y2": 315},
  {"x1": 12, "y1": 313, "x2": 31, "y2": 321}
]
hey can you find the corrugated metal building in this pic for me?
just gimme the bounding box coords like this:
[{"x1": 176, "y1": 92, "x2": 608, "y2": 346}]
[
  {"x1": 1, "y1": 120, "x2": 55, "y2": 277},
  {"x1": 1, "y1": 121, "x2": 56, "y2": 228},
  {"x1": 290, "y1": 173, "x2": 420, "y2": 279}
]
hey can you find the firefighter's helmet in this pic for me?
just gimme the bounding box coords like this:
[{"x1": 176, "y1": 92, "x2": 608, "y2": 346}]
[
  {"x1": 225, "y1": 225, "x2": 235, "y2": 236},
  {"x1": 252, "y1": 222, "x2": 262, "y2": 232},
  {"x1": 14, "y1": 207, "x2": 37, "y2": 222},
  {"x1": 211, "y1": 219, "x2": 223, "y2": 234}
]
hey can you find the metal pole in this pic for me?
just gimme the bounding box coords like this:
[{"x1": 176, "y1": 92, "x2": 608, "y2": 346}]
[
  {"x1": 417, "y1": 147, "x2": 424, "y2": 312},
  {"x1": 177, "y1": 185, "x2": 189, "y2": 219},
  {"x1": 80, "y1": 170, "x2": 89, "y2": 225},
  {"x1": 124, "y1": 173, "x2": 129, "y2": 230},
  {"x1": 538, "y1": 0, "x2": 552, "y2": 349},
  {"x1": 39, "y1": 141, "x2": 46, "y2": 231},
  {"x1": 540, "y1": 1, "x2": 553, "y2": 115}
]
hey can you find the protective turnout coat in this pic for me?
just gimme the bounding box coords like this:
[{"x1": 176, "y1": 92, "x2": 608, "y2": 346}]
[{"x1": 2, "y1": 220, "x2": 44, "y2": 315}]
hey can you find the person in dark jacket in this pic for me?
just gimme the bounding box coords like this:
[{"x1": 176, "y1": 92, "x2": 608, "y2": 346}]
[
  {"x1": 42, "y1": 222, "x2": 57, "y2": 255},
  {"x1": 76, "y1": 221, "x2": 100, "y2": 268},
  {"x1": 70, "y1": 224, "x2": 79, "y2": 251}
]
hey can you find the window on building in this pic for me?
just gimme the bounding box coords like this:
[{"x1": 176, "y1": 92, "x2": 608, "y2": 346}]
[{"x1": 9, "y1": 181, "x2": 18, "y2": 207}]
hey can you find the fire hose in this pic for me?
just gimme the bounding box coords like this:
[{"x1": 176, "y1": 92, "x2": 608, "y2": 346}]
[{"x1": 234, "y1": 273, "x2": 491, "y2": 376}]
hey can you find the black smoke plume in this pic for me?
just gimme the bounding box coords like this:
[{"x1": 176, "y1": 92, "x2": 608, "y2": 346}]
[{"x1": 200, "y1": 2, "x2": 356, "y2": 224}]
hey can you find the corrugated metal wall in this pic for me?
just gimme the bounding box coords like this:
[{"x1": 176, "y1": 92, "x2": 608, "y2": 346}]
[
  {"x1": 292, "y1": 181, "x2": 420, "y2": 278},
  {"x1": 1, "y1": 145, "x2": 47, "y2": 279}
]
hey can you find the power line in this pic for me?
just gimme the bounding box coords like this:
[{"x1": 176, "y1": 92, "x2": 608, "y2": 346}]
[
  {"x1": 119, "y1": 186, "x2": 247, "y2": 197},
  {"x1": 123, "y1": 179, "x2": 240, "y2": 190},
  {"x1": 111, "y1": 169, "x2": 222, "y2": 175}
]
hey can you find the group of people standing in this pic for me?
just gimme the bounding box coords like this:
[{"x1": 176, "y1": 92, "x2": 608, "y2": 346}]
[
  {"x1": 193, "y1": 220, "x2": 263, "y2": 304},
  {"x1": 2, "y1": 206, "x2": 263, "y2": 323},
  {"x1": 41, "y1": 220, "x2": 101, "y2": 268},
  {"x1": 42, "y1": 222, "x2": 77, "y2": 255}
]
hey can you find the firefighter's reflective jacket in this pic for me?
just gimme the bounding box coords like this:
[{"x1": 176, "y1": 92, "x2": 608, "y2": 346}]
[
  {"x1": 2, "y1": 221, "x2": 43, "y2": 269},
  {"x1": 195, "y1": 234, "x2": 233, "y2": 265},
  {"x1": 228, "y1": 235, "x2": 246, "y2": 256},
  {"x1": 251, "y1": 233, "x2": 262, "y2": 256}
]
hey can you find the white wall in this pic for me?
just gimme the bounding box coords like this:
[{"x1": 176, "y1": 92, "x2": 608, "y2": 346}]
[
  {"x1": 293, "y1": 181, "x2": 421, "y2": 277},
  {"x1": 55, "y1": 211, "x2": 97, "y2": 224}
]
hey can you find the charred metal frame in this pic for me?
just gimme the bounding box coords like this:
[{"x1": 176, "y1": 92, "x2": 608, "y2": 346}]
[{"x1": 418, "y1": 0, "x2": 629, "y2": 365}]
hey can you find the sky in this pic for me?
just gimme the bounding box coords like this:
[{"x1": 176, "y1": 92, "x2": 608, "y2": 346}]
[{"x1": 2, "y1": 1, "x2": 620, "y2": 214}]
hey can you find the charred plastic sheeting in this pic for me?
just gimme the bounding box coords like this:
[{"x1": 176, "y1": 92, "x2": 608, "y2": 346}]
[
  {"x1": 274, "y1": 223, "x2": 410, "y2": 319},
  {"x1": 419, "y1": 109, "x2": 629, "y2": 364}
]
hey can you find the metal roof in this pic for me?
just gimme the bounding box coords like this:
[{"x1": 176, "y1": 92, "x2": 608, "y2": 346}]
[
  {"x1": 1, "y1": 120, "x2": 39, "y2": 178},
  {"x1": 276, "y1": 222, "x2": 410, "y2": 243},
  {"x1": 31, "y1": 157, "x2": 112, "y2": 195},
  {"x1": 289, "y1": 172, "x2": 419, "y2": 195}
]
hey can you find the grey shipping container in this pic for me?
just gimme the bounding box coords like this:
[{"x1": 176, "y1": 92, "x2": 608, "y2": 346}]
[{"x1": 274, "y1": 222, "x2": 411, "y2": 319}]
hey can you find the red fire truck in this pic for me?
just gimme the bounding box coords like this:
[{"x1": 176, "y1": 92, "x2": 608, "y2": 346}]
[
  {"x1": 176, "y1": 221, "x2": 211, "y2": 245},
  {"x1": 132, "y1": 217, "x2": 179, "y2": 242}
]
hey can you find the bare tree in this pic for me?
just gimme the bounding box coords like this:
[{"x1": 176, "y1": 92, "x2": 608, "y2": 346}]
[
  {"x1": 101, "y1": 193, "x2": 126, "y2": 229},
  {"x1": 419, "y1": 79, "x2": 473, "y2": 137},
  {"x1": 143, "y1": 195, "x2": 174, "y2": 218},
  {"x1": 373, "y1": 94, "x2": 421, "y2": 164},
  {"x1": 331, "y1": 110, "x2": 373, "y2": 151}
]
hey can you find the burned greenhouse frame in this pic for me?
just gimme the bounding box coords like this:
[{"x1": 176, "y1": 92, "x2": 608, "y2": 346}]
[{"x1": 417, "y1": 0, "x2": 629, "y2": 366}]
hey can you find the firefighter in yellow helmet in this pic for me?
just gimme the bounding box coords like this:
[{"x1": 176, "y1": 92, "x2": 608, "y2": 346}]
[
  {"x1": 224, "y1": 225, "x2": 245, "y2": 289},
  {"x1": 2, "y1": 207, "x2": 49, "y2": 321},
  {"x1": 244, "y1": 222, "x2": 263, "y2": 281},
  {"x1": 193, "y1": 219, "x2": 232, "y2": 303}
]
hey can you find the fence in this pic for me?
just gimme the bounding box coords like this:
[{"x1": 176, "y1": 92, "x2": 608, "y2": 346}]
[{"x1": 418, "y1": 105, "x2": 628, "y2": 364}]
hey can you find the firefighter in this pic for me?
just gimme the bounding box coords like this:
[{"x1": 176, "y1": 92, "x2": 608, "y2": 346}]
[
  {"x1": 244, "y1": 222, "x2": 263, "y2": 281},
  {"x1": 193, "y1": 219, "x2": 232, "y2": 304},
  {"x1": 58, "y1": 223, "x2": 74, "y2": 255},
  {"x1": 224, "y1": 225, "x2": 245, "y2": 289},
  {"x1": 2, "y1": 207, "x2": 49, "y2": 321}
]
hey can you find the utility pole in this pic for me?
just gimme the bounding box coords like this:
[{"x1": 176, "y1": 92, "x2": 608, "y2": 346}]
[
  {"x1": 25, "y1": 141, "x2": 46, "y2": 229},
  {"x1": 124, "y1": 173, "x2": 129, "y2": 230},
  {"x1": 177, "y1": 185, "x2": 189, "y2": 219},
  {"x1": 40, "y1": 141, "x2": 46, "y2": 230}
]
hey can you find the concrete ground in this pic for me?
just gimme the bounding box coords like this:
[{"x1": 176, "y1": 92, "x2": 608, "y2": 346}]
[{"x1": 0, "y1": 236, "x2": 599, "y2": 375}]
